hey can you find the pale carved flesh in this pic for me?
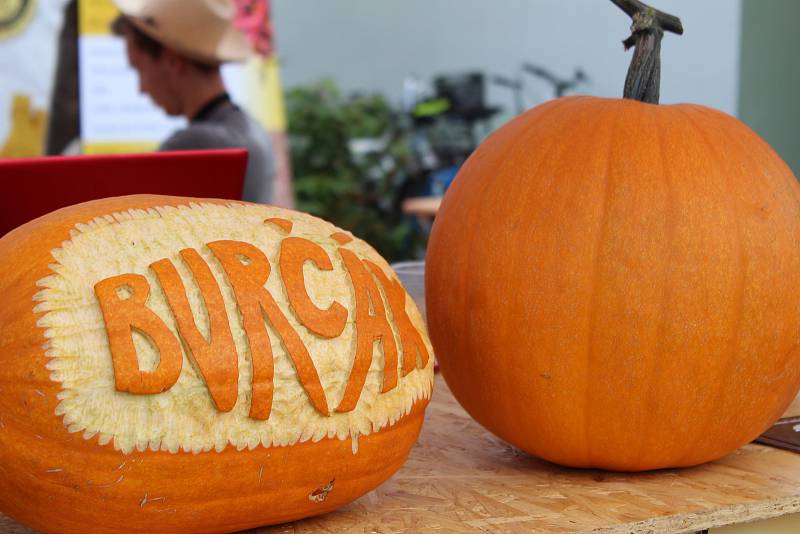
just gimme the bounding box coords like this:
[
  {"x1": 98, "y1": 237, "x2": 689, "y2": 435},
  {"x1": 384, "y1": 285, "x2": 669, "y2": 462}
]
[{"x1": 35, "y1": 203, "x2": 434, "y2": 455}]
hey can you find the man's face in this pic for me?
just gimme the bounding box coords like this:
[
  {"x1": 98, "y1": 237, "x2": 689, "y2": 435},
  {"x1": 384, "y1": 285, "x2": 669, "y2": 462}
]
[{"x1": 123, "y1": 31, "x2": 182, "y2": 116}]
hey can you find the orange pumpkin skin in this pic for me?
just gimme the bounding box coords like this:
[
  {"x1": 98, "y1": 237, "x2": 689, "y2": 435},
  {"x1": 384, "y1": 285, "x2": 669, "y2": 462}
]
[
  {"x1": 426, "y1": 96, "x2": 800, "y2": 471},
  {"x1": 0, "y1": 195, "x2": 432, "y2": 533}
]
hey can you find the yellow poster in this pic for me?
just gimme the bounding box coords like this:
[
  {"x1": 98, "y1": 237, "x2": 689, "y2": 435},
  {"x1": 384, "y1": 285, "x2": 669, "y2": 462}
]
[
  {"x1": 0, "y1": 0, "x2": 37, "y2": 40},
  {"x1": 77, "y1": 0, "x2": 180, "y2": 154},
  {"x1": 0, "y1": 0, "x2": 66, "y2": 158},
  {"x1": 77, "y1": 0, "x2": 115, "y2": 35}
]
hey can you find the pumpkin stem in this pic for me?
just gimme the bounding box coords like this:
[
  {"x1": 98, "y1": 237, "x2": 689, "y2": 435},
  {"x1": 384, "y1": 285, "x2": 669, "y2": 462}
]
[{"x1": 610, "y1": 0, "x2": 683, "y2": 104}]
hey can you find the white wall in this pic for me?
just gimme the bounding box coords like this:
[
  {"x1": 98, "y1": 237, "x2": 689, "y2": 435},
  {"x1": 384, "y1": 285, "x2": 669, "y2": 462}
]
[{"x1": 272, "y1": 0, "x2": 741, "y2": 121}]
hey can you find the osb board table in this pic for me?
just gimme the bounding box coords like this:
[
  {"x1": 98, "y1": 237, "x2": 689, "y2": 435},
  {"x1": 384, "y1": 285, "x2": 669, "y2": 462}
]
[
  {"x1": 259, "y1": 382, "x2": 800, "y2": 533},
  {"x1": 4, "y1": 378, "x2": 799, "y2": 533}
]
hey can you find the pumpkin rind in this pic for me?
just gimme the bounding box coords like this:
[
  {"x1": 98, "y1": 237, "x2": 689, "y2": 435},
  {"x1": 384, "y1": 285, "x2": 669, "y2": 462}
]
[
  {"x1": 0, "y1": 195, "x2": 433, "y2": 532},
  {"x1": 426, "y1": 96, "x2": 800, "y2": 471}
]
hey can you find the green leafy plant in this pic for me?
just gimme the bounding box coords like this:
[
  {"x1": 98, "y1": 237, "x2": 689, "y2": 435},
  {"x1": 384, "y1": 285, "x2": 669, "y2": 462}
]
[{"x1": 286, "y1": 80, "x2": 425, "y2": 262}]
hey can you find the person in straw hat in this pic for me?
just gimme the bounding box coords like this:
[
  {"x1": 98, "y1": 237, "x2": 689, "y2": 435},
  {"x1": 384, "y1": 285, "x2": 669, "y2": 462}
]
[{"x1": 111, "y1": 0, "x2": 275, "y2": 204}]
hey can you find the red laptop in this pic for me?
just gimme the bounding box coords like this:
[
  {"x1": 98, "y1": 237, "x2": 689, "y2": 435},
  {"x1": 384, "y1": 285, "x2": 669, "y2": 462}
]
[{"x1": 0, "y1": 149, "x2": 248, "y2": 237}]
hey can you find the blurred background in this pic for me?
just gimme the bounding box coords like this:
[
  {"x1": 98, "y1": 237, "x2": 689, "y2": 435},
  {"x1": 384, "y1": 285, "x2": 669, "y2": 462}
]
[{"x1": 1, "y1": 0, "x2": 797, "y2": 262}]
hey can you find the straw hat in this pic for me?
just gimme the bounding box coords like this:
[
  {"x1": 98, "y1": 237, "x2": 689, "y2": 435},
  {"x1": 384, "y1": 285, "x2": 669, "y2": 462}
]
[{"x1": 113, "y1": 0, "x2": 252, "y2": 65}]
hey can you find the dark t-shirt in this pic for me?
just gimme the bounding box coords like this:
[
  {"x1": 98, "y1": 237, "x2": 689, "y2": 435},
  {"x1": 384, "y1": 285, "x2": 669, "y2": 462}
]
[{"x1": 160, "y1": 101, "x2": 276, "y2": 204}]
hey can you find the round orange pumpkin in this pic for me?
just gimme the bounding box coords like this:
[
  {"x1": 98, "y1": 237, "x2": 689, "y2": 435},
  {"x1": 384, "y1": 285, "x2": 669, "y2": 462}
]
[
  {"x1": 0, "y1": 195, "x2": 433, "y2": 532},
  {"x1": 426, "y1": 3, "x2": 800, "y2": 471}
]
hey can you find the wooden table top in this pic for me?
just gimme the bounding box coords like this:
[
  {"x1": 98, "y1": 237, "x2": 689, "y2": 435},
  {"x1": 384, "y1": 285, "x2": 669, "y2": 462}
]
[
  {"x1": 3, "y1": 378, "x2": 800, "y2": 533},
  {"x1": 252, "y1": 380, "x2": 800, "y2": 533}
]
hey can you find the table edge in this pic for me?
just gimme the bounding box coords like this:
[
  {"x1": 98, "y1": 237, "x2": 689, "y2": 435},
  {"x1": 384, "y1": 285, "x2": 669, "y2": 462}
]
[{"x1": 584, "y1": 494, "x2": 800, "y2": 534}]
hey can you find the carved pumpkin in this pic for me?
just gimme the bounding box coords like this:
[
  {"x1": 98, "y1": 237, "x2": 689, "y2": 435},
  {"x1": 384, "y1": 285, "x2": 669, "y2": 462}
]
[
  {"x1": 426, "y1": 3, "x2": 800, "y2": 472},
  {"x1": 0, "y1": 195, "x2": 433, "y2": 533}
]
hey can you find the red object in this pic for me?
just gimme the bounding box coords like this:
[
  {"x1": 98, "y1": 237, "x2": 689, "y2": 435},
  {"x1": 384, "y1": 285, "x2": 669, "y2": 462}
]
[{"x1": 0, "y1": 149, "x2": 248, "y2": 237}]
